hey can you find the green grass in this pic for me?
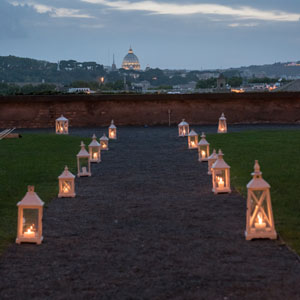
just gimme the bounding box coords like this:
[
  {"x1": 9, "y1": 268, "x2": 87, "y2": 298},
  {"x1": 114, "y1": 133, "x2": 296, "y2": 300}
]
[
  {"x1": 206, "y1": 130, "x2": 300, "y2": 254},
  {"x1": 0, "y1": 134, "x2": 90, "y2": 253}
]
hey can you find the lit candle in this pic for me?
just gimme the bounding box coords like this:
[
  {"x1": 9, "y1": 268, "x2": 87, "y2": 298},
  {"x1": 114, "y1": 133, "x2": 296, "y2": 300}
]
[
  {"x1": 217, "y1": 176, "x2": 224, "y2": 188},
  {"x1": 255, "y1": 212, "x2": 266, "y2": 229},
  {"x1": 191, "y1": 141, "x2": 195, "y2": 147},
  {"x1": 102, "y1": 143, "x2": 107, "y2": 149},
  {"x1": 60, "y1": 126, "x2": 63, "y2": 132},
  {"x1": 93, "y1": 152, "x2": 98, "y2": 160},
  {"x1": 201, "y1": 150, "x2": 206, "y2": 158},
  {"x1": 63, "y1": 182, "x2": 70, "y2": 193},
  {"x1": 110, "y1": 131, "x2": 115, "y2": 138},
  {"x1": 24, "y1": 225, "x2": 35, "y2": 238},
  {"x1": 183, "y1": 129, "x2": 186, "y2": 135}
]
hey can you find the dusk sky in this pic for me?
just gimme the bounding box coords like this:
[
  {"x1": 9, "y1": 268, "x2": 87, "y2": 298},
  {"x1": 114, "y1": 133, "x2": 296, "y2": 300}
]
[{"x1": 1, "y1": 0, "x2": 300, "y2": 70}]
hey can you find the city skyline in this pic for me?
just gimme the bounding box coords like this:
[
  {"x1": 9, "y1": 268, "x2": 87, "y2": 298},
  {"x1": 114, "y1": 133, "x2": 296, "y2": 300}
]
[{"x1": 1, "y1": 0, "x2": 300, "y2": 69}]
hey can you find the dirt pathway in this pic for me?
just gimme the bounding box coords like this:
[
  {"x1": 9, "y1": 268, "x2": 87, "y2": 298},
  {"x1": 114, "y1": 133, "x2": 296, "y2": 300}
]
[{"x1": 0, "y1": 127, "x2": 300, "y2": 299}]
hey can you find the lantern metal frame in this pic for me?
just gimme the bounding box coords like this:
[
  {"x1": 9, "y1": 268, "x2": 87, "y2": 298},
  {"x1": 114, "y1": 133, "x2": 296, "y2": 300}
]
[
  {"x1": 188, "y1": 130, "x2": 198, "y2": 149},
  {"x1": 16, "y1": 186, "x2": 44, "y2": 245},
  {"x1": 211, "y1": 149, "x2": 231, "y2": 194},
  {"x1": 198, "y1": 132, "x2": 210, "y2": 162},
  {"x1": 76, "y1": 141, "x2": 91, "y2": 177},
  {"x1": 109, "y1": 120, "x2": 117, "y2": 139},
  {"x1": 58, "y1": 166, "x2": 76, "y2": 198},
  {"x1": 207, "y1": 149, "x2": 218, "y2": 175},
  {"x1": 100, "y1": 134, "x2": 109, "y2": 150},
  {"x1": 245, "y1": 160, "x2": 277, "y2": 240},
  {"x1": 218, "y1": 113, "x2": 227, "y2": 133},
  {"x1": 178, "y1": 119, "x2": 189, "y2": 137},
  {"x1": 55, "y1": 115, "x2": 69, "y2": 135},
  {"x1": 89, "y1": 134, "x2": 101, "y2": 163}
]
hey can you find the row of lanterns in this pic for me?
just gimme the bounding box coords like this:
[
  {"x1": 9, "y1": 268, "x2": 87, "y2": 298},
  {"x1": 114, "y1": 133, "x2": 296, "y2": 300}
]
[
  {"x1": 16, "y1": 120, "x2": 118, "y2": 245},
  {"x1": 179, "y1": 116, "x2": 277, "y2": 240}
]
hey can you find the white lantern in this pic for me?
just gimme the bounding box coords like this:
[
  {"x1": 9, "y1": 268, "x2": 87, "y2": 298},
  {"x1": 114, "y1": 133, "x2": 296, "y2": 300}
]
[
  {"x1": 207, "y1": 149, "x2": 218, "y2": 175},
  {"x1": 245, "y1": 160, "x2": 277, "y2": 240},
  {"x1": 188, "y1": 130, "x2": 198, "y2": 149},
  {"x1": 77, "y1": 141, "x2": 91, "y2": 177},
  {"x1": 211, "y1": 149, "x2": 231, "y2": 194},
  {"x1": 178, "y1": 119, "x2": 189, "y2": 137},
  {"x1": 58, "y1": 166, "x2": 76, "y2": 198},
  {"x1": 100, "y1": 134, "x2": 109, "y2": 150},
  {"x1": 55, "y1": 115, "x2": 69, "y2": 135},
  {"x1": 109, "y1": 120, "x2": 117, "y2": 139},
  {"x1": 198, "y1": 132, "x2": 210, "y2": 162},
  {"x1": 89, "y1": 134, "x2": 101, "y2": 163},
  {"x1": 218, "y1": 113, "x2": 227, "y2": 133},
  {"x1": 16, "y1": 186, "x2": 44, "y2": 245}
]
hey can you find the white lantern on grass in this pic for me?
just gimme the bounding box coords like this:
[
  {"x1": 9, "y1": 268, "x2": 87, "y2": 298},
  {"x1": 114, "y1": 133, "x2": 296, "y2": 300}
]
[
  {"x1": 100, "y1": 134, "x2": 109, "y2": 150},
  {"x1": 245, "y1": 160, "x2": 277, "y2": 240},
  {"x1": 178, "y1": 119, "x2": 189, "y2": 137},
  {"x1": 56, "y1": 115, "x2": 68, "y2": 135},
  {"x1": 207, "y1": 149, "x2": 218, "y2": 175},
  {"x1": 109, "y1": 120, "x2": 117, "y2": 139},
  {"x1": 58, "y1": 166, "x2": 76, "y2": 198},
  {"x1": 89, "y1": 134, "x2": 101, "y2": 163},
  {"x1": 16, "y1": 186, "x2": 44, "y2": 245},
  {"x1": 198, "y1": 132, "x2": 210, "y2": 162},
  {"x1": 77, "y1": 141, "x2": 91, "y2": 177},
  {"x1": 188, "y1": 130, "x2": 198, "y2": 149},
  {"x1": 218, "y1": 113, "x2": 227, "y2": 133},
  {"x1": 211, "y1": 149, "x2": 231, "y2": 194}
]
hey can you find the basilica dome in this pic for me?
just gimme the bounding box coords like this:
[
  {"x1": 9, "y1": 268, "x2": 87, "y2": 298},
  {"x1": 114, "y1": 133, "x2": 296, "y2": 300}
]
[{"x1": 122, "y1": 47, "x2": 141, "y2": 70}]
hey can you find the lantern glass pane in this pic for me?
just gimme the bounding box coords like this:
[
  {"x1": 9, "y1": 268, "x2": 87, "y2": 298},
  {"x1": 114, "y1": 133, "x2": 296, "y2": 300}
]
[
  {"x1": 22, "y1": 209, "x2": 39, "y2": 237},
  {"x1": 92, "y1": 148, "x2": 99, "y2": 160},
  {"x1": 79, "y1": 157, "x2": 89, "y2": 173},
  {"x1": 214, "y1": 169, "x2": 226, "y2": 188},
  {"x1": 64, "y1": 122, "x2": 68, "y2": 131},
  {"x1": 109, "y1": 129, "x2": 116, "y2": 138},
  {"x1": 101, "y1": 141, "x2": 108, "y2": 149},
  {"x1": 62, "y1": 180, "x2": 72, "y2": 194},
  {"x1": 250, "y1": 191, "x2": 271, "y2": 230},
  {"x1": 199, "y1": 145, "x2": 208, "y2": 158}
]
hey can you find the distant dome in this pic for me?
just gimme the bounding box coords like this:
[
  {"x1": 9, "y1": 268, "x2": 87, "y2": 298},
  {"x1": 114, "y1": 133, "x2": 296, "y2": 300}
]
[{"x1": 122, "y1": 47, "x2": 141, "y2": 70}]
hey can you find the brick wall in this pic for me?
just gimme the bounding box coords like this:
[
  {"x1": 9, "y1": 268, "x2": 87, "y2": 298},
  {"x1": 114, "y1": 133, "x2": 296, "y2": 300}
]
[{"x1": 1, "y1": 92, "x2": 300, "y2": 128}]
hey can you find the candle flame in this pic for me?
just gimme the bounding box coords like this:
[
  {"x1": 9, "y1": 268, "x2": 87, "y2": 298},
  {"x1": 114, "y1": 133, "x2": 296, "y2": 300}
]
[
  {"x1": 258, "y1": 212, "x2": 263, "y2": 224},
  {"x1": 25, "y1": 225, "x2": 35, "y2": 234}
]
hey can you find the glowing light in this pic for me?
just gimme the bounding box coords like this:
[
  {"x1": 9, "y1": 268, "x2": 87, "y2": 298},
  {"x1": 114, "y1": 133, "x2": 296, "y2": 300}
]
[
  {"x1": 24, "y1": 225, "x2": 35, "y2": 238},
  {"x1": 217, "y1": 176, "x2": 224, "y2": 188}
]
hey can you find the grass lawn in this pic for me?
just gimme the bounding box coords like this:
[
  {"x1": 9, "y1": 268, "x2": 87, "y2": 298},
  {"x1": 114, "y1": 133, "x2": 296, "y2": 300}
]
[
  {"x1": 206, "y1": 130, "x2": 300, "y2": 254},
  {"x1": 0, "y1": 134, "x2": 90, "y2": 253}
]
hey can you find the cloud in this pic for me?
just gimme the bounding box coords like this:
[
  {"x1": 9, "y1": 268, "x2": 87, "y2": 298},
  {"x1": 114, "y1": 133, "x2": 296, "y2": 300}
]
[
  {"x1": 10, "y1": 1, "x2": 94, "y2": 18},
  {"x1": 81, "y1": 0, "x2": 300, "y2": 22},
  {"x1": 228, "y1": 23, "x2": 258, "y2": 28}
]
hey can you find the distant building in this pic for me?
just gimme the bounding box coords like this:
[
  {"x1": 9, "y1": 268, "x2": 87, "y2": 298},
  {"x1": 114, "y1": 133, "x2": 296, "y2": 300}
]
[
  {"x1": 217, "y1": 73, "x2": 226, "y2": 89},
  {"x1": 111, "y1": 54, "x2": 117, "y2": 71},
  {"x1": 68, "y1": 88, "x2": 94, "y2": 94},
  {"x1": 122, "y1": 47, "x2": 141, "y2": 70}
]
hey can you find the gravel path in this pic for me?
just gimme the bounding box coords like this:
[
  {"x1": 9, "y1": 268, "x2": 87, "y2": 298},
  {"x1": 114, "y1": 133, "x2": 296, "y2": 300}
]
[{"x1": 0, "y1": 127, "x2": 300, "y2": 299}]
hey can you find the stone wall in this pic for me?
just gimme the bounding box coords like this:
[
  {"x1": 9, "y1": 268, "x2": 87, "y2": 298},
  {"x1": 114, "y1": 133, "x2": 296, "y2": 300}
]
[{"x1": 1, "y1": 92, "x2": 300, "y2": 128}]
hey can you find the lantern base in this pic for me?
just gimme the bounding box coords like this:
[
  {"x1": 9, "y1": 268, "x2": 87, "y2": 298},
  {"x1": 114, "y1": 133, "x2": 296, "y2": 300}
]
[
  {"x1": 212, "y1": 187, "x2": 231, "y2": 194},
  {"x1": 188, "y1": 146, "x2": 198, "y2": 150},
  {"x1": 90, "y1": 159, "x2": 101, "y2": 163},
  {"x1": 217, "y1": 130, "x2": 227, "y2": 134},
  {"x1": 245, "y1": 230, "x2": 277, "y2": 240},
  {"x1": 199, "y1": 158, "x2": 208, "y2": 162},
  {"x1": 77, "y1": 172, "x2": 91, "y2": 177},
  {"x1": 16, "y1": 236, "x2": 43, "y2": 245},
  {"x1": 56, "y1": 132, "x2": 68, "y2": 135},
  {"x1": 58, "y1": 193, "x2": 76, "y2": 198},
  {"x1": 109, "y1": 137, "x2": 117, "y2": 140},
  {"x1": 101, "y1": 148, "x2": 109, "y2": 151}
]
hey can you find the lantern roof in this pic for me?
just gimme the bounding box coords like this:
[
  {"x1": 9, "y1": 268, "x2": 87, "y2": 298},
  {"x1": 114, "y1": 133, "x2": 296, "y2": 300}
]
[
  {"x1": 100, "y1": 133, "x2": 109, "y2": 141},
  {"x1": 56, "y1": 115, "x2": 68, "y2": 121},
  {"x1": 198, "y1": 132, "x2": 209, "y2": 145},
  {"x1": 17, "y1": 186, "x2": 44, "y2": 207},
  {"x1": 208, "y1": 149, "x2": 218, "y2": 160},
  {"x1": 219, "y1": 113, "x2": 226, "y2": 120},
  {"x1": 188, "y1": 129, "x2": 198, "y2": 136},
  {"x1": 58, "y1": 166, "x2": 75, "y2": 179},
  {"x1": 247, "y1": 160, "x2": 270, "y2": 189},
  {"x1": 178, "y1": 119, "x2": 189, "y2": 126},
  {"x1": 89, "y1": 134, "x2": 100, "y2": 147},
  {"x1": 212, "y1": 149, "x2": 230, "y2": 169},
  {"x1": 109, "y1": 120, "x2": 116, "y2": 129},
  {"x1": 77, "y1": 141, "x2": 89, "y2": 157}
]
